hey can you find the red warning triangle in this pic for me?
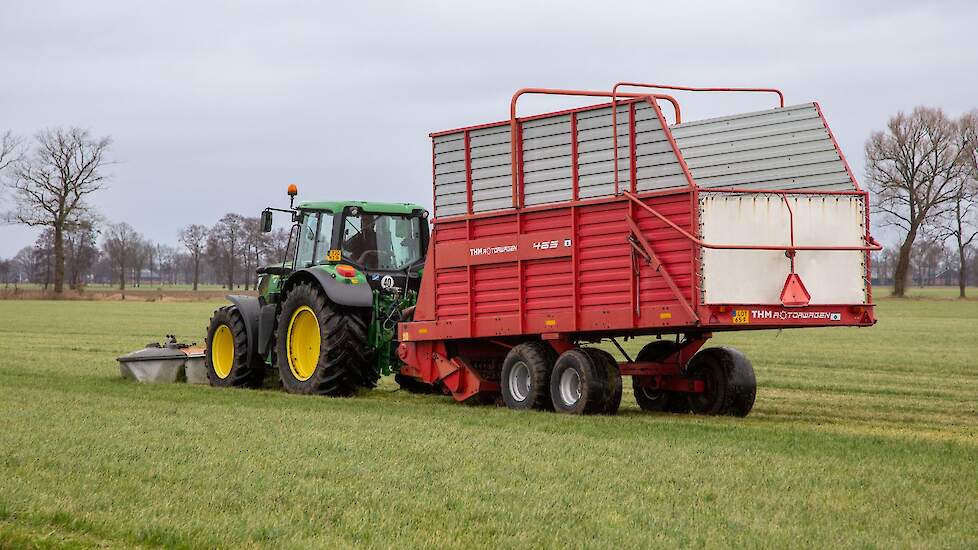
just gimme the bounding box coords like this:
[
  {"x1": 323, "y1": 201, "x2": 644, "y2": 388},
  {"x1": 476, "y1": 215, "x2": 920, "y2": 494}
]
[{"x1": 780, "y1": 273, "x2": 811, "y2": 307}]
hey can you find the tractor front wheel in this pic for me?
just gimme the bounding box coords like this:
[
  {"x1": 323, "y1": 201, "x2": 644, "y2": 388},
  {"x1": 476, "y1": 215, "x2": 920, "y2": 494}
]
[
  {"x1": 205, "y1": 306, "x2": 264, "y2": 388},
  {"x1": 275, "y1": 282, "x2": 373, "y2": 396}
]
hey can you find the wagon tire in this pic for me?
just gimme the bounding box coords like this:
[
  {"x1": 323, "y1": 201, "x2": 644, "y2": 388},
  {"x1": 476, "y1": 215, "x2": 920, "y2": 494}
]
[
  {"x1": 581, "y1": 348, "x2": 622, "y2": 415},
  {"x1": 205, "y1": 306, "x2": 265, "y2": 388},
  {"x1": 685, "y1": 347, "x2": 756, "y2": 417},
  {"x1": 276, "y1": 282, "x2": 372, "y2": 396},
  {"x1": 501, "y1": 341, "x2": 557, "y2": 411},
  {"x1": 632, "y1": 340, "x2": 690, "y2": 413},
  {"x1": 550, "y1": 349, "x2": 610, "y2": 415}
]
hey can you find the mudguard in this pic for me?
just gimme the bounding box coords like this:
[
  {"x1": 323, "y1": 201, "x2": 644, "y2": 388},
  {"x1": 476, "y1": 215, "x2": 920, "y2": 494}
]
[
  {"x1": 287, "y1": 267, "x2": 374, "y2": 308},
  {"x1": 227, "y1": 295, "x2": 260, "y2": 360}
]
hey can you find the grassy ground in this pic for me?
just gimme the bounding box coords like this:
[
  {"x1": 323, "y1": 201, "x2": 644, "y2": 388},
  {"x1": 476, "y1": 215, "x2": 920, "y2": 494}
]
[{"x1": 0, "y1": 295, "x2": 976, "y2": 548}]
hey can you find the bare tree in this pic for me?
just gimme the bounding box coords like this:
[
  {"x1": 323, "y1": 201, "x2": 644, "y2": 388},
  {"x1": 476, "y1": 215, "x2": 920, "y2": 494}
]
[
  {"x1": 179, "y1": 224, "x2": 208, "y2": 291},
  {"x1": 3, "y1": 128, "x2": 111, "y2": 294},
  {"x1": 64, "y1": 220, "x2": 99, "y2": 290},
  {"x1": 866, "y1": 107, "x2": 971, "y2": 297},
  {"x1": 263, "y1": 226, "x2": 294, "y2": 266},
  {"x1": 208, "y1": 213, "x2": 246, "y2": 290},
  {"x1": 0, "y1": 259, "x2": 12, "y2": 288},
  {"x1": 241, "y1": 216, "x2": 267, "y2": 291},
  {"x1": 0, "y1": 130, "x2": 22, "y2": 174},
  {"x1": 935, "y1": 111, "x2": 978, "y2": 297},
  {"x1": 102, "y1": 222, "x2": 139, "y2": 291}
]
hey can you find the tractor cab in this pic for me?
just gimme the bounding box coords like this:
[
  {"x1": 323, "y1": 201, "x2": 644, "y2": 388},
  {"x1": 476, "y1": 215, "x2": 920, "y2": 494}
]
[{"x1": 287, "y1": 201, "x2": 429, "y2": 295}]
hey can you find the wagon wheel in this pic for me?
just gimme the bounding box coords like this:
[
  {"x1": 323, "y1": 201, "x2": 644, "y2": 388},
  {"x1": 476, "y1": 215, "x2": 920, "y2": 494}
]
[
  {"x1": 581, "y1": 348, "x2": 622, "y2": 415},
  {"x1": 685, "y1": 347, "x2": 756, "y2": 417},
  {"x1": 550, "y1": 348, "x2": 612, "y2": 415},
  {"x1": 501, "y1": 341, "x2": 557, "y2": 411},
  {"x1": 632, "y1": 340, "x2": 689, "y2": 413}
]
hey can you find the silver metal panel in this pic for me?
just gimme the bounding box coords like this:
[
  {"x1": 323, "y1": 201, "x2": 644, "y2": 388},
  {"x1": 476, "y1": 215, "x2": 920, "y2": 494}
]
[
  {"x1": 435, "y1": 181, "x2": 466, "y2": 196},
  {"x1": 577, "y1": 157, "x2": 631, "y2": 177},
  {"x1": 522, "y1": 133, "x2": 573, "y2": 151},
  {"x1": 470, "y1": 124, "x2": 509, "y2": 137},
  {"x1": 636, "y1": 174, "x2": 689, "y2": 190},
  {"x1": 471, "y1": 163, "x2": 512, "y2": 181},
  {"x1": 437, "y1": 203, "x2": 468, "y2": 217},
  {"x1": 678, "y1": 127, "x2": 831, "y2": 160},
  {"x1": 523, "y1": 156, "x2": 572, "y2": 175},
  {"x1": 672, "y1": 103, "x2": 820, "y2": 138},
  {"x1": 521, "y1": 117, "x2": 571, "y2": 140},
  {"x1": 672, "y1": 102, "x2": 857, "y2": 192},
  {"x1": 523, "y1": 166, "x2": 573, "y2": 184},
  {"x1": 694, "y1": 160, "x2": 850, "y2": 188},
  {"x1": 434, "y1": 159, "x2": 465, "y2": 175},
  {"x1": 471, "y1": 175, "x2": 512, "y2": 192},
  {"x1": 472, "y1": 196, "x2": 513, "y2": 213},
  {"x1": 522, "y1": 144, "x2": 572, "y2": 162},
  {"x1": 525, "y1": 188, "x2": 573, "y2": 206},
  {"x1": 435, "y1": 170, "x2": 466, "y2": 186},
  {"x1": 470, "y1": 143, "x2": 510, "y2": 159},
  {"x1": 435, "y1": 149, "x2": 465, "y2": 165}
]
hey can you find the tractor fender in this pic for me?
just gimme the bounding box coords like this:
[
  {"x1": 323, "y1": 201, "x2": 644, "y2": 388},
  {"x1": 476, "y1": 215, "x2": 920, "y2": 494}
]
[
  {"x1": 284, "y1": 268, "x2": 374, "y2": 308},
  {"x1": 227, "y1": 295, "x2": 260, "y2": 360}
]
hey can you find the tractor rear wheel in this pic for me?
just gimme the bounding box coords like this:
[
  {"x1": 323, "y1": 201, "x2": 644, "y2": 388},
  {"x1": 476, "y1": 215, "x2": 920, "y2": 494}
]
[
  {"x1": 581, "y1": 348, "x2": 622, "y2": 415},
  {"x1": 550, "y1": 349, "x2": 611, "y2": 415},
  {"x1": 501, "y1": 341, "x2": 557, "y2": 411},
  {"x1": 685, "y1": 347, "x2": 756, "y2": 417},
  {"x1": 633, "y1": 340, "x2": 690, "y2": 413},
  {"x1": 205, "y1": 306, "x2": 265, "y2": 388},
  {"x1": 275, "y1": 282, "x2": 373, "y2": 396}
]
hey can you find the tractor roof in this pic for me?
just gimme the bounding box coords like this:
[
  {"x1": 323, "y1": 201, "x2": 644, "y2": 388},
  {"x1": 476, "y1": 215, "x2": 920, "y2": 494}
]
[{"x1": 296, "y1": 200, "x2": 425, "y2": 215}]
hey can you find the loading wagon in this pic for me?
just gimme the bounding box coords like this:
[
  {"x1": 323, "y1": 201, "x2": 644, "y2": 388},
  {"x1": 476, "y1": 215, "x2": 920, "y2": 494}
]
[{"x1": 394, "y1": 83, "x2": 880, "y2": 415}]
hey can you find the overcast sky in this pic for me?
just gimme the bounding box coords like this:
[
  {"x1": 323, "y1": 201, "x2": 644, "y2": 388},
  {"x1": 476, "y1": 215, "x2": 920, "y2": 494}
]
[{"x1": 2, "y1": 0, "x2": 976, "y2": 257}]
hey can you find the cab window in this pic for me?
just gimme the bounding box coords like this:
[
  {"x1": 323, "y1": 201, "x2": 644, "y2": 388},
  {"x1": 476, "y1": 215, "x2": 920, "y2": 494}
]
[
  {"x1": 342, "y1": 212, "x2": 423, "y2": 270},
  {"x1": 313, "y1": 212, "x2": 335, "y2": 262},
  {"x1": 295, "y1": 211, "x2": 334, "y2": 268},
  {"x1": 296, "y1": 213, "x2": 318, "y2": 268}
]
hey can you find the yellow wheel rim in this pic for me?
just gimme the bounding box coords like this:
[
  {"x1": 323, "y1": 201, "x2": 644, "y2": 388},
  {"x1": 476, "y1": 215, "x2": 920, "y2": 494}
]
[
  {"x1": 212, "y1": 324, "x2": 234, "y2": 379},
  {"x1": 287, "y1": 305, "x2": 321, "y2": 381}
]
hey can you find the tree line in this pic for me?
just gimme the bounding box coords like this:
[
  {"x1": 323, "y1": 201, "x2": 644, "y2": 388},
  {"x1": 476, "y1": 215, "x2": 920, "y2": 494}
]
[
  {"x1": 2, "y1": 111, "x2": 977, "y2": 297},
  {"x1": 0, "y1": 128, "x2": 293, "y2": 292},
  {"x1": 0, "y1": 214, "x2": 294, "y2": 291}
]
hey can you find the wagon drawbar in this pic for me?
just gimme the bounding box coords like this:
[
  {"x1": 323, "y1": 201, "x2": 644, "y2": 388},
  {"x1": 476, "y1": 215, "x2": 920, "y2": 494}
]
[{"x1": 395, "y1": 82, "x2": 881, "y2": 416}]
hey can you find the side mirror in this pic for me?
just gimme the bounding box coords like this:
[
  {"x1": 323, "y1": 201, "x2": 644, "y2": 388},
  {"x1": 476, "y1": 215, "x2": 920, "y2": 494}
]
[{"x1": 260, "y1": 210, "x2": 273, "y2": 233}]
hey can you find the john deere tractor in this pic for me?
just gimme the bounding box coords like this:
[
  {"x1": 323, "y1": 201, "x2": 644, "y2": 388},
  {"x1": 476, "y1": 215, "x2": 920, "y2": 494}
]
[{"x1": 204, "y1": 185, "x2": 430, "y2": 396}]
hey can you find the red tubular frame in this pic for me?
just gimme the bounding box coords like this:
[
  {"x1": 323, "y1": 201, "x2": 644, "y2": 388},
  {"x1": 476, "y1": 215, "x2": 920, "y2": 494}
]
[
  {"x1": 509, "y1": 88, "x2": 681, "y2": 208},
  {"x1": 611, "y1": 82, "x2": 785, "y2": 197}
]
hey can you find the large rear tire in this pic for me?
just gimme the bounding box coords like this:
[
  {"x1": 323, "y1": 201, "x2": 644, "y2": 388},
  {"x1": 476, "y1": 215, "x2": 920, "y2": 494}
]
[
  {"x1": 550, "y1": 349, "x2": 611, "y2": 415},
  {"x1": 685, "y1": 347, "x2": 756, "y2": 417},
  {"x1": 632, "y1": 340, "x2": 690, "y2": 413},
  {"x1": 581, "y1": 348, "x2": 622, "y2": 415},
  {"x1": 501, "y1": 341, "x2": 557, "y2": 411},
  {"x1": 276, "y1": 282, "x2": 373, "y2": 396},
  {"x1": 205, "y1": 306, "x2": 264, "y2": 388}
]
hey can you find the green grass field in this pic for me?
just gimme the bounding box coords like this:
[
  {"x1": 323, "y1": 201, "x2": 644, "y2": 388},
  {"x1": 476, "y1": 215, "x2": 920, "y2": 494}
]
[{"x1": 0, "y1": 293, "x2": 976, "y2": 548}]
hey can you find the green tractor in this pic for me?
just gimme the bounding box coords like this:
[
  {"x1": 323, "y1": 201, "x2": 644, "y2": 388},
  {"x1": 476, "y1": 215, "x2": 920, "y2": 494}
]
[{"x1": 204, "y1": 185, "x2": 430, "y2": 396}]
